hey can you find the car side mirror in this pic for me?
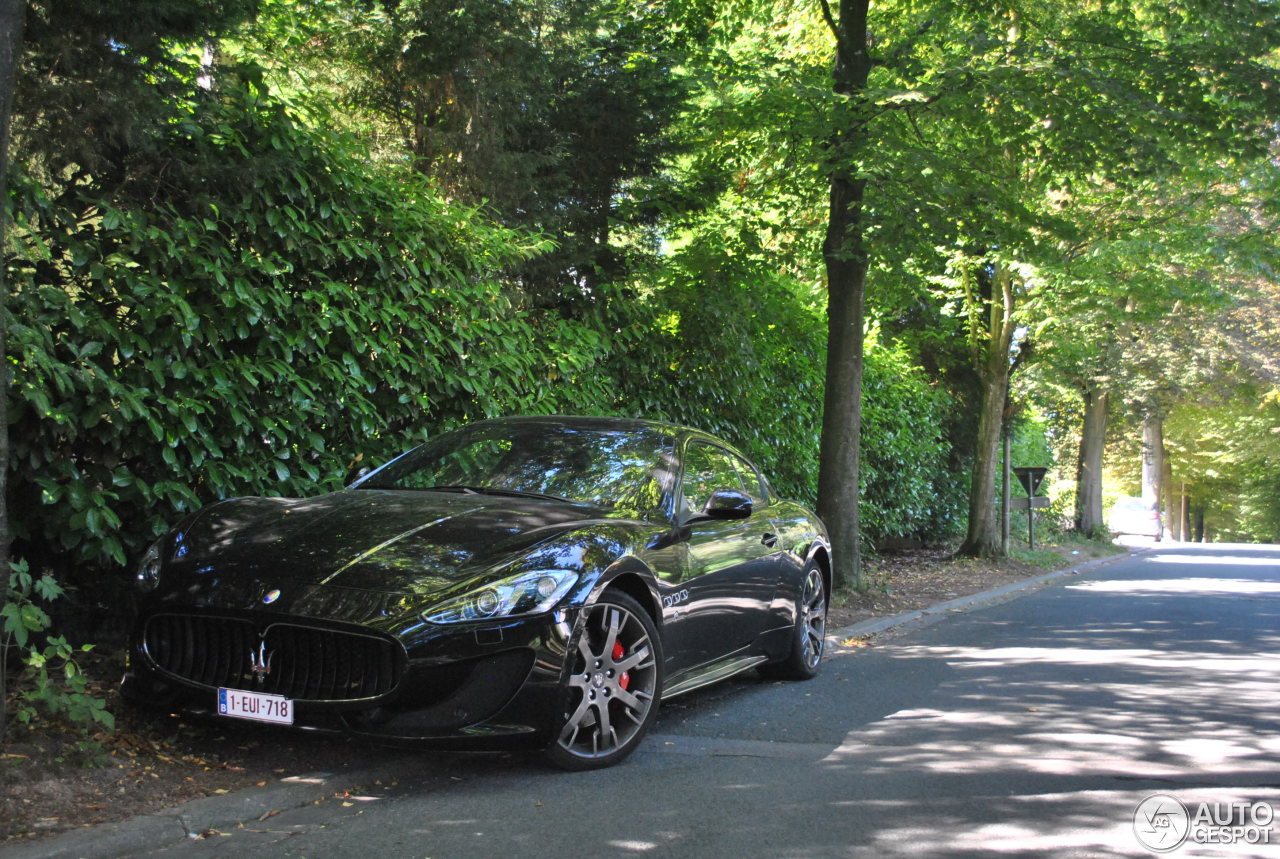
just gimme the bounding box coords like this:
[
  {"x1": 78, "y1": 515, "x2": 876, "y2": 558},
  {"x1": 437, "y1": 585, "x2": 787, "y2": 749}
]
[{"x1": 702, "y1": 489, "x2": 753, "y2": 520}]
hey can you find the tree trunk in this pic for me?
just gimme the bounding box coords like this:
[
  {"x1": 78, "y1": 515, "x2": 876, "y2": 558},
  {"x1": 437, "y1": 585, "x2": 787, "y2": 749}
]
[
  {"x1": 1141, "y1": 415, "x2": 1164, "y2": 540},
  {"x1": 1074, "y1": 385, "x2": 1109, "y2": 537},
  {"x1": 957, "y1": 263, "x2": 1017, "y2": 558},
  {"x1": 0, "y1": 0, "x2": 25, "y2": 739},
  {"x1": 1000, "y1": 424, "x2": 1011, "y2": 554},
  {"x1": 817, "y1": 193, "x2": 867, "y2": 590},
  {"x1": 815, "y1": 0, "x2": 872, "y2": 591},
  {"x1": 1179, "y1": 486, "x2": 1189, "y2": 541}
]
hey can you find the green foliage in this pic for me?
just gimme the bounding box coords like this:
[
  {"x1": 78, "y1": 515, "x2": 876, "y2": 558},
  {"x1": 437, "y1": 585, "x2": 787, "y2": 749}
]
[
  {"x1": 1164, "y1": 387, "x2": 1280, "y2": 543},
  {"x1": 860, "y1": 338, "x2": 965, "y2": 543},
  {"x1": 16, "y1": 0, "x2": 258, "y2": 178},
  {"x1": 609, "y1": 233, "x2": 825, "y2": 502},
  {"x1": 1008, "y1": 413, "x2": 1055, "y2": 472},
  {"x1": 8, "y1": 0, "x2": 1278, "y2": 639},
  {"x1": 239, "y1": 0, "x2": 703, "y2": 314},
  {"x1": 2, "y1": 559, "x2": 114, "y2": 737},
  {"x1": 7, "y1": 81, "x2": 613, "y2": 592},
  {"x1": 611, "y1": 234, "x2": 965, "y2": 543}
]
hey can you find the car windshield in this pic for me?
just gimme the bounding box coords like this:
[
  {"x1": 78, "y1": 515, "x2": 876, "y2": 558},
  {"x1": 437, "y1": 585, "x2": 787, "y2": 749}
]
[{"x1": 358, "y1": 422, "x2": 674, "y2": 516}]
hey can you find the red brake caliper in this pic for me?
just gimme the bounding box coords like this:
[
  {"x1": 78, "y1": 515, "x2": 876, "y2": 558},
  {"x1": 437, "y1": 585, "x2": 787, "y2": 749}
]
[{"x1": 613, "y1": 641, "x2": 630, "y2": 690}]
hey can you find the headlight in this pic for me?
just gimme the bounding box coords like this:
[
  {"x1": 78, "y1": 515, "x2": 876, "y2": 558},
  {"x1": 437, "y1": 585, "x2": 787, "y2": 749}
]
[
  {"x1": 135, "y1": 540, "x2": 163, "y2": 592},
  {"x1": 422, "y1": 569, "x2": 578, "y2": 624}
]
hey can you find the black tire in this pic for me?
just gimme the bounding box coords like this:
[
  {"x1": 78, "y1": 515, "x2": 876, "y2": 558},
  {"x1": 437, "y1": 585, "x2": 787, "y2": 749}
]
[
  {"x1": 545, "y1": 591, "x2": 663, "y2": 771},
  {"x1": 760, "y1": 562, "x2": 826, "y2": 681}
]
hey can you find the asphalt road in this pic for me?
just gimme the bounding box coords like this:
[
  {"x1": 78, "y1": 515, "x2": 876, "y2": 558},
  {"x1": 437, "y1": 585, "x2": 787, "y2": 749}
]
[{"x1": 123, "y1": 543, "x2": 1280, "y2": 857}]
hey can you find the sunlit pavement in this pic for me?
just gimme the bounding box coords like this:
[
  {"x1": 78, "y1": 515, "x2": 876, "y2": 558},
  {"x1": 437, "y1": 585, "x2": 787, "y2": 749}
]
[
  {"x1": 799, "y1": 544, "x2": 1280, "y2": 855},
  {"x1": 37, "y1": 543, "x2": 1280, "y2": 858}
]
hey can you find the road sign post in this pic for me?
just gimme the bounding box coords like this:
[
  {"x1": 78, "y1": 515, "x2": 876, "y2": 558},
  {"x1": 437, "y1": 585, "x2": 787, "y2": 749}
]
[{"x1": 1012, "y1": 467, "x2": 1050, "y2": 550}]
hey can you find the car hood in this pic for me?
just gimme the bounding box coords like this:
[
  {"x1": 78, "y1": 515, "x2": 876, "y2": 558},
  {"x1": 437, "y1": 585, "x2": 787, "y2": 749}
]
[{"x1": 164, "y1": 488, "x2": 627, "y2": 596}]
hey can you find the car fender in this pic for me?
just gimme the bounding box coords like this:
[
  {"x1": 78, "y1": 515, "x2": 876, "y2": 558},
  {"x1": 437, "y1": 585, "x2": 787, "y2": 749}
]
[{"x1": 591, "y1": 556, "x2": 663, "y2": 625}]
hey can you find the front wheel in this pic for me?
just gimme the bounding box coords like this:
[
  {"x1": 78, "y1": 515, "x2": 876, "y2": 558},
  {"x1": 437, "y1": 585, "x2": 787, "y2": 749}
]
[
  {"x1": 760, "y1": 562, "x2": 826, "y2": 680},
  {"x1": 545, "y1": 592, "x2": 663, "y2": 770}
]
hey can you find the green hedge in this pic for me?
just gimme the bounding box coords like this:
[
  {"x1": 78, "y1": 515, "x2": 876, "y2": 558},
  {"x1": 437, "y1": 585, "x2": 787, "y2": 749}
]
[
  {"x1": 7, "y1": 85, "x2": 612, "y2": 595},
  {"x1": 7, "y1": 84, "x2": 968, "y2": 602},
  {"x1": 611, "y1": 236, "x2": 965, "y2": 544},
  {"x1": 860, "y1": 339, "x2": 965, "y2": 543}
]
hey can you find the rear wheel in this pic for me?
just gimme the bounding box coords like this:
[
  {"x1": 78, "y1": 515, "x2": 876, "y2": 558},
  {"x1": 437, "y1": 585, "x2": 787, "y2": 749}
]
[
  {"x1": 761, "y1": 562, "x2": 826, "y2": 680},
  {"x1": 545, "y1": 592, "x2": 662, "y2": 770}
]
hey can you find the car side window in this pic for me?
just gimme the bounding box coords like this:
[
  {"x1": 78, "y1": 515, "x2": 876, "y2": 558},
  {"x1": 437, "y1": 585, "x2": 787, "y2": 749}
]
[{"x1": 680, "y1": 442, "x2": 745, "y2": 517}]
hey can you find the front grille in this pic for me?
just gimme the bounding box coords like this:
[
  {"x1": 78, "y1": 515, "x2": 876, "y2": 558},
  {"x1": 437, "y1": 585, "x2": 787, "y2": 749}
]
[{"x1": 143, "y1": 614, "x2": 405, "y2": 702}]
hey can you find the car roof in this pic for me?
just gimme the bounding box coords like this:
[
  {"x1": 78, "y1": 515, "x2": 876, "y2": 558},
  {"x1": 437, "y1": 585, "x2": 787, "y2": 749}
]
[{"x1": 446, "y1": 415, "x2": 759, "y2": 466}]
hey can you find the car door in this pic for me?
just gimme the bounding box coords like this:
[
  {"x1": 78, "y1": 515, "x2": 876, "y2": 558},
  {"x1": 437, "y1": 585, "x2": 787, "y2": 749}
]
[{"x1": 658, "y1": 440, "x2": 781, "y2": 674}]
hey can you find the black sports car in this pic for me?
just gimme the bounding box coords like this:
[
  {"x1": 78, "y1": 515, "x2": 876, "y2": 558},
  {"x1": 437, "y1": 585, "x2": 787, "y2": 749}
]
[{"x1": 122, "y1": 416, "x2": 831, "y2": 769}]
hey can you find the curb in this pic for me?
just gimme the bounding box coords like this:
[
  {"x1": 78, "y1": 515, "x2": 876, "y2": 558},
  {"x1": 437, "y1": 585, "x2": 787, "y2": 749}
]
[
  {"x1": 8, "y1": 550, "x2": 1135, "y2": 858},
  {"x1": 2, "y1": 770, "x2": 383, "y2": 859},
  {"x1": 825, "y1": 549, "x2": 1134, "y2": 646}
]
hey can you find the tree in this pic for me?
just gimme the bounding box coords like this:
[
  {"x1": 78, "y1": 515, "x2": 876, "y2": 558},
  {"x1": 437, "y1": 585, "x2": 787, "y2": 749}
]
[
  {"x1": 1109, "y1": 261, "x2": 1280, "y2": 541},
  {"x1": 238, "y1": 0, "x2": 702, "y2": 318},
  {"x1": 0, "y1": 0, "x2": 23, "y2": 737},
  {"x1": 801, "y1": 0, "x2": 1280, "y2": 564},
  {"x1": 13, "y1": 0, "x2": 256, "y2": 178},
  {"x1": 1164, "y1": 387, "x2": 1280, "y2": 543},
  {"x1": 894, "y1": 3, "x2": 1280, "y2": 556},
  {"x1": 815, "y1": 0, "x2": 873, "y2": 588}
]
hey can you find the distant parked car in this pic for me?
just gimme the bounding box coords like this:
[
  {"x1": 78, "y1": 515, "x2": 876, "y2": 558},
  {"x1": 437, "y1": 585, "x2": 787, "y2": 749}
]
[{"x1": 1108, "y1": 496, "x2": 1161, "y2": 539}]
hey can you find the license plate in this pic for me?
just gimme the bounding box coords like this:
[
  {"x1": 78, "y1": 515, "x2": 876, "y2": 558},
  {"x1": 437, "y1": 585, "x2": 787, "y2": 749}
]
[{"x1": 217, "y1": 688, "x2": 294, "y2": 725}]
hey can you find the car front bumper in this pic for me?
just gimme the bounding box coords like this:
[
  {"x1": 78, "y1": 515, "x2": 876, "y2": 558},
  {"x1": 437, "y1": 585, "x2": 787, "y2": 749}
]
[{"x1": 121, "y1": 607, "x2": 580, "y2": 750}]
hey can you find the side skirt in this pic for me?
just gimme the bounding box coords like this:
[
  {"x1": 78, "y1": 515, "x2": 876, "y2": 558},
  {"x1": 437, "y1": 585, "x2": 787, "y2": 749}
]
[{"x1": 661, "y1": 653, "x2": 770, "y2": 700}]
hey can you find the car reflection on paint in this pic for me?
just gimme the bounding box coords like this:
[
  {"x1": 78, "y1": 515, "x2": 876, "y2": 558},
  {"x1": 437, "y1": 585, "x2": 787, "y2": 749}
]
[{"x1": 122, "y1": 416, "x2": 832, "y2": 769}]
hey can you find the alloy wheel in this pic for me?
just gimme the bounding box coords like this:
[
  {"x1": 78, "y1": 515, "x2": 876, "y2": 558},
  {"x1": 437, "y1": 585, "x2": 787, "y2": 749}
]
[
  {"x1": 799, "y1": 567, "x2": 826, "y2": 669},
  {"x1": 553, "y1": 595, "x2": 660, "y2": 767}
]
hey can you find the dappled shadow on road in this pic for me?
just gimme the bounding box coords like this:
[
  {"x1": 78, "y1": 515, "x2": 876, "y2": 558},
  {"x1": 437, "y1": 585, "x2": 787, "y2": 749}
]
[
  {"x1": 415, "y1": 554, "x2": 1280, "y2": 858},
  {"x1": 794, "y1": 561, "x2": 1280, "y2": 856}
]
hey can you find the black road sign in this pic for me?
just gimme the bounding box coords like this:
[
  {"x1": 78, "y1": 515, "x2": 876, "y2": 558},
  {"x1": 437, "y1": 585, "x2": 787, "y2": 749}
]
[{"x1": 1014, "y1": 466, "x2": 1049, "y2": 498}]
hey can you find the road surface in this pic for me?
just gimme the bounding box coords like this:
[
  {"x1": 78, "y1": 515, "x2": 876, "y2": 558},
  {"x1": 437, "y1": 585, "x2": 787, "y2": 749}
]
[{"x1": 142, "y1": 543, "x2": 1280, "y2": 858}]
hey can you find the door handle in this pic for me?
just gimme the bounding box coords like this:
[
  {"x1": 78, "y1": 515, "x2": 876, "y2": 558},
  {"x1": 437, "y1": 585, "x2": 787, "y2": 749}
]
[{"x1": 761, "y1": 532, "x2": 779, "y2": 548}]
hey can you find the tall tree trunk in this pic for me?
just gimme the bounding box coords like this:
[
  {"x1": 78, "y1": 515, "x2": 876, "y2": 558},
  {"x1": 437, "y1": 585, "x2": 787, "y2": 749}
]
[
  {"x1": 1141, "y1": 415, "x2": 1164, "y2": 540},
  {"x1": 957, "y1": 263, "x2": 1017, "y2": 558},
  {"x1": 1161, "y1": 445, "x2": 1175, "y2": 541},
  {"x1": 1179, "y1": 486, "x2": 1189, "y2": 541},
  {"x1": 1000, "y1": 423, "x2": 1011, "y2": 554},
  {"x1": 815, "y1": 0, "x2": 872, "y2": 591},
  {"x1": 0, "y1": 0, "x2": 25, "y2": 739},
  {"x1": 1074, "y1": 385, "x2": 1109, "y2": 537},
  {"x1": 1166, "y1": 481, "x2": 1183, "y2": 541}
]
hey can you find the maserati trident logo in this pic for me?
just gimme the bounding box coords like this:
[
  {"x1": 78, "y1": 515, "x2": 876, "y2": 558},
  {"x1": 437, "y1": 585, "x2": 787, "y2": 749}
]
[{"x1": 249, "y1": 640, "x2": 274, "y2": 687}]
